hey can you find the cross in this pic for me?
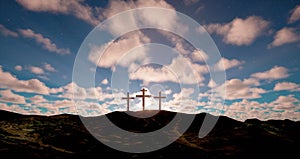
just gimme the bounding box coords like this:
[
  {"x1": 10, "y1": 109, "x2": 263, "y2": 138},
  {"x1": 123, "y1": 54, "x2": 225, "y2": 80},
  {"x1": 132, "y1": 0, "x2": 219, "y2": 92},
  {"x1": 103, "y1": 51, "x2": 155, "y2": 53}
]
[
  {"x1": 121, "y1": 92, "x2": 134, "y2": 111},
  {"x1": 154, "y1": 91, "x2": 166, "y2": 111},
  {"x1": 136, "y1": 88, "x2": 151, "y2": 111}
]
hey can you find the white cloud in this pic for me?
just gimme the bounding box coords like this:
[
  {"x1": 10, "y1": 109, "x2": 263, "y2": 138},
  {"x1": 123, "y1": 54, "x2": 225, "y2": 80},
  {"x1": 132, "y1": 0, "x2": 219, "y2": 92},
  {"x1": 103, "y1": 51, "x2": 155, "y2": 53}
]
[
  {"x1": 208, "y1": 79, "x2": 217, "y2": 88},
  {"x1": 86, "y1": 0, "x2": 190, "y2": 74},
  {"x1": 174, "y1": 40, "x2": 190, "y2": 55},
  {"x1": 101, "y1": 78, "x2": 109, "y2": 85},
  {"x1": 0, "y1": 24, "x2": 18, "y2": 37},
  {"x1": 0, "y1": 66, "x2": 50, "y2": 94},
  {"x1": 0, "y1": 70, "x2": 113, "y2": 116},
  {"x1": 16, "y1": 0, "x2": 99, "y2": 26},
  {"x1": 0, "y1": 91, "x2": 112, "y2": 116},
  {"x1": 0, "y1": 103, "x2": 36, "y2": 115},
  {"x1": 88, "y1": 1, "x2": 189, "y2": 78},
  {"x1": 251, "y1": 66, "x2": 289, "y2": 80},
  {"x1": 205, "y1": 16, "x2": 269, "y2": 46},
  {"x1": 224, "y1": 99, "x2": 268, "y2": 121},
  {"x1": 130, "y1": 66, "x2": 177, "y2": 85},
  {"x1": 163, "y1": 89, "x2": 172, "y2": 95},
  {"x1": 198, "y1": 92, "x2": 210, "y2": 99},
  {"x1": 274, "y1": 95, "x2": 298, "y2": 103},
  {"x1": 288, "y1": 5, "x2": 300, "y2": 23},
  {"x1": 76, "y1": 101, "x2": 111, "y2": 116},
  {"x1": 173, "y1": 88, "x2": 195, "y2": 100},
  {"x1": 16, "y1": 0, "x2": 178, "y2": 32},
  {"x1": 18, "y1": 29, "x2": 70, "y2": 55},
  {"x1": 280, "y1": 110, "x2": 300, "y2": 121},
  {"x1": 272, "y1": 95, "x2": 299, "y2": 110},
  {"x1": 274, "y1": 82, "x2": 300, "y2": 91},
  {"x1": 190, "y1": 49, "x2": 209, "y2": 62},
  {"x1": 0, "y1": 89, "x2": 26, "y2": 104},
  {"x1": 14, "y1": 65, "x2": 22, "y2": 71},
  {"x1": 224, "y1": 99, "x2": 298, "y2": 121},
  {"x1": 44, "y1": 63, "x2": 56, "y2": 72},
  {"x1": 268, "y1": 27, "x2": 300, "y2": 48},
  {"x1": 226, "y1": 99, "x2": 263, "y2": 111},
  {"x1": 167, "y1": 56, "x2": 208, "y2": 84},
  {"x1": 243, "y1": 78, "x2": 260, "y2": 86},
  {"x1": 101, "y1": 0, "x2": 178, "y2": 36},
  {"x1": 165, "y1": 88, "x2": 199, "y2": 112},
  {"x1": 224, "y1": 96, "x2": 299, "y2": 120},
  {"x1": 88, "y1": 32, "x2": 150, "y2": 69},
  {"x1": 54, "y1": 99, "x2": 75, "y2": 108},
  {"x1": 0, "y1": 25, "x2": 70, "y2": 55},
  {"x1": 57, "y1": 82, "x2": 113, "y2": 101},
  {"x1": 86, "y1": 87, "x2": 113, "y2": 101},
  {"x1": 29, "y1": 95, "x2": 47, "y2": 104},
  {"x1": 159, "y1": 32, "x2": 210, "y2": 66},
  {"x1": 219, "y1": 78, "x2": 266, "y2": 100},
  {"x1": 215, "y1": 57, "x2": 244, "y2": 71},
  {"x1": 159, "y1": 31, "x2": 193, "y2": 56},
  {"x1": 28, "y1": 66, "x2": 44, "y2": 74},
  {"x1": 129, "y1": 56, "x2": 208, "y2": 85},
  {"x1": 49, "y1": 87, "x2": 64, "y2": 94},
  {"x1": 57, "y1": 82, "x2": 85, "y2": 100}
]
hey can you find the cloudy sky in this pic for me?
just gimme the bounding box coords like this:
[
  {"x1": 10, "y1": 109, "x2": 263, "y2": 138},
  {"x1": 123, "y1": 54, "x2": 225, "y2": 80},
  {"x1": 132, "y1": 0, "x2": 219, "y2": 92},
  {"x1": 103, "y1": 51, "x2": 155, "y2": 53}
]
[{"x1": 0, "y1": 0, "x2": 300, "y2": 121}]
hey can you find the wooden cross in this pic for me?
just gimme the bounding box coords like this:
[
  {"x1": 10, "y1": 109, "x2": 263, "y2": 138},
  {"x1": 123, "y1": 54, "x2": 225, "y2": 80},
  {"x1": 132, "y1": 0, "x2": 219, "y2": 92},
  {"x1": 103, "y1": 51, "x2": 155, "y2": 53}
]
[
  {"x1": 121, "y1": 92, "x2": 134, "y2": 111},
  {"x1": 136, "y1": 88, "x2": 151, "y2": 111},
  {"x1": 154, "y1": 91, "x2": 166, "y2": 111}
]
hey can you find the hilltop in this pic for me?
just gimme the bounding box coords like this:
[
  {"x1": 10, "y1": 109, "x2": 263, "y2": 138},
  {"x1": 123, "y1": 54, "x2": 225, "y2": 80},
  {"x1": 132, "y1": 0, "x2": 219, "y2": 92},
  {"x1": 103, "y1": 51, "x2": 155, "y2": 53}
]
[{"x1": 0, "y1": 110, "x2": 299, "y2": 159}]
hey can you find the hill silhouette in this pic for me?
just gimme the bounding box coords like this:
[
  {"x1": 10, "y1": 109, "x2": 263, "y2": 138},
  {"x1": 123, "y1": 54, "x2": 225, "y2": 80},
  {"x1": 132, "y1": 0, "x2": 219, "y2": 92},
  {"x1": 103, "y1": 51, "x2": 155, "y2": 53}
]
[{"x1": 0, "y1": 110, "x2": 299, "y2": 159}]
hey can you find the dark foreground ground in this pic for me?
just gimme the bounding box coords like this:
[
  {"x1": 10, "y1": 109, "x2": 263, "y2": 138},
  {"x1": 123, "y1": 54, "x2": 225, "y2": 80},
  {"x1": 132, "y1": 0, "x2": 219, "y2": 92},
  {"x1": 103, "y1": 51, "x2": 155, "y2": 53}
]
[{"x1": 0, "y1": 110, "x2": 299, "y2": 159}]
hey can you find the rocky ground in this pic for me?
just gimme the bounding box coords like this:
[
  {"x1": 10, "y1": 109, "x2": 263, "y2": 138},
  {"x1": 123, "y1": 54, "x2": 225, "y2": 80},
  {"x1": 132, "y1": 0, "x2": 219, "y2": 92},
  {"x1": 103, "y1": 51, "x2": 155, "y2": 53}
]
[{"x1": 0, "y1": 110, "x2": 299, "y2": 159}]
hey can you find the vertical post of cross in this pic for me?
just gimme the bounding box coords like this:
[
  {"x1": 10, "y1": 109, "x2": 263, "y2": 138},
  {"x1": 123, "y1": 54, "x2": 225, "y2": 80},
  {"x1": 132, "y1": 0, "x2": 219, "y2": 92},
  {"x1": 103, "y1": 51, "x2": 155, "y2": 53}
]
[
  {"x1": 136, "y1": 88, "x2": 151, "y2": 111},
  {"x1": 154, "y1": 91, "x2": 166, "y2": 111},
  {"x1": 121, "y1": 92, "x2": 134, "y2": 111}
]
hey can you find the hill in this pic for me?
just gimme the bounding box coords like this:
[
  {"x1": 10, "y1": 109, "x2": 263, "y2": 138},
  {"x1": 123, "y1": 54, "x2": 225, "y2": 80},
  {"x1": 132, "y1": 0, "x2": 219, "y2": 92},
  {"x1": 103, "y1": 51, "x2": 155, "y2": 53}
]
[{"x1": 0, "y1": 110, "x2": 299, "y2": 158}]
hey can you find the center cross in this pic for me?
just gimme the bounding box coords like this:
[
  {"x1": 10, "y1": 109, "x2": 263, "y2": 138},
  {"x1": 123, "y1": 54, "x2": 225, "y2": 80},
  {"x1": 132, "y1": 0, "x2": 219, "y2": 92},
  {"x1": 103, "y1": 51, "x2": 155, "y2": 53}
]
[{"x1": 136, "y1": 88, "x2": 151, "y2": 111}]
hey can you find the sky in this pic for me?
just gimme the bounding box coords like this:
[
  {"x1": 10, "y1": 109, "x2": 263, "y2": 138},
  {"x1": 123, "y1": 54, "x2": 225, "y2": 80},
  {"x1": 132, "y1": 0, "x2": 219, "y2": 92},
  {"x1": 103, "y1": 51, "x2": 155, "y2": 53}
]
[{"x1": 0, "y1": 0, "x2": 300, "y2": 121}]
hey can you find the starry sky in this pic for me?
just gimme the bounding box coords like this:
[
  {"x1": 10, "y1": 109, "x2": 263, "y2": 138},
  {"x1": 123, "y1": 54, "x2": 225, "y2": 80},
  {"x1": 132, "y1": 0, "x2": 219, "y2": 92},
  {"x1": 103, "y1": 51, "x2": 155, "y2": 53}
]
[{"x1": 0, "y1": 0, "x2": 300, "y2": 121}]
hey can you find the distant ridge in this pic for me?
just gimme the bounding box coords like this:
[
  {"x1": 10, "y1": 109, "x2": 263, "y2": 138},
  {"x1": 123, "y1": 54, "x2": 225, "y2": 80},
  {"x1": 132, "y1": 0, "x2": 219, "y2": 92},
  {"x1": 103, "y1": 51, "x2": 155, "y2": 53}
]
[
  {"x1": 0, "y1": 110, "x2": 299, "y2": 159},
  {"x1": 1, "y1": 108, "x2": 289, "y2": 122},
  {"x1": 0, "y1": 109, "x2": 24, "y2": 120}
]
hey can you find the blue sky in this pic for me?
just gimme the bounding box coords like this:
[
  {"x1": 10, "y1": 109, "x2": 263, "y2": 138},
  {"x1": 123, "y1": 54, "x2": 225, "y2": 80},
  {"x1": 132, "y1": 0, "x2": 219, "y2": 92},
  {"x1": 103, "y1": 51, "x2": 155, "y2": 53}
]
[{"x1": 0, "y1": 0, "x2": 300, "y2": 121}]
